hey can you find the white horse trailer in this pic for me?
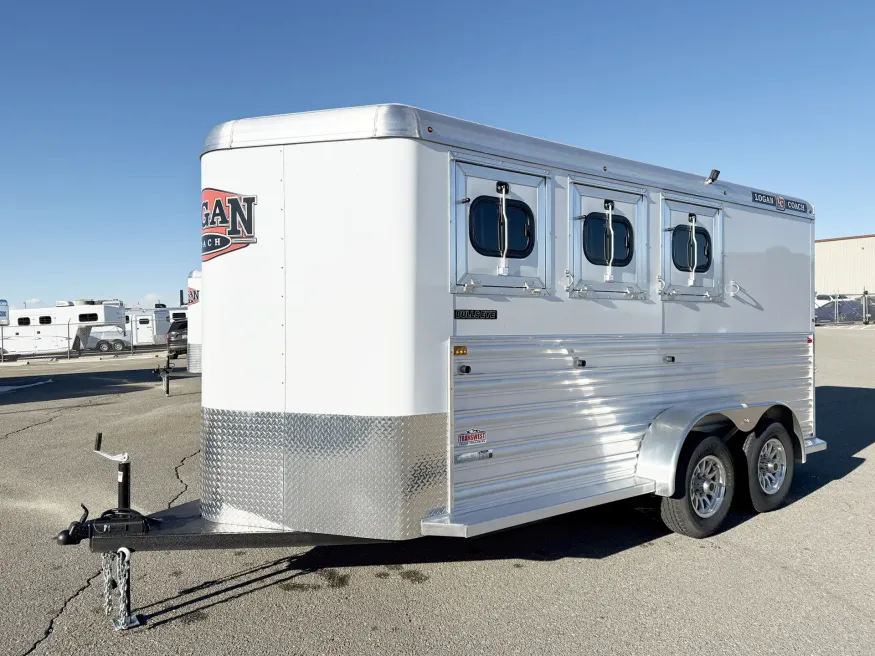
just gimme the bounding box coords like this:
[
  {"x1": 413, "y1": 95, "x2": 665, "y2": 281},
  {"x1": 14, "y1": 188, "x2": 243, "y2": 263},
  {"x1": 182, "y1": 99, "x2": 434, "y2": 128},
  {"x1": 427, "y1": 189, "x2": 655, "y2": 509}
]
[
  {"x1": 58, "y1": 105, "x2": 823, "y2": 629},
  {"x1": 2, "y1": 302, "x2": 125, "y2": 357},
  {"x1": 167, "y1": 307, "x2": 188, "y2": 322},
  {"x1": 186, "y1": 270, "x2": 202, "y2": 372},
  {"x1": 87, "y1": 308, "x2": 171, "y2": 352}
]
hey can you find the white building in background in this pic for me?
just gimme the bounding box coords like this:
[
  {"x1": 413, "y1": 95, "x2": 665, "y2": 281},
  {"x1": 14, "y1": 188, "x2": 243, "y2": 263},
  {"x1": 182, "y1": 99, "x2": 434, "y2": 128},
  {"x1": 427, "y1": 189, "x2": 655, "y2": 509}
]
[{"x1": 815, "y1": 234, "x2": 875, "y2": 294}]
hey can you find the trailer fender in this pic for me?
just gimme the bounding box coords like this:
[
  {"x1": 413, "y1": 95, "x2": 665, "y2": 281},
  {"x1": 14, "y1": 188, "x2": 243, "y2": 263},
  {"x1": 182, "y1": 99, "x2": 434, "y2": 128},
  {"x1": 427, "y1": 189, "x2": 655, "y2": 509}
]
[{"x1": 636, "y1": 401, "x2": 805, "y2": 497}]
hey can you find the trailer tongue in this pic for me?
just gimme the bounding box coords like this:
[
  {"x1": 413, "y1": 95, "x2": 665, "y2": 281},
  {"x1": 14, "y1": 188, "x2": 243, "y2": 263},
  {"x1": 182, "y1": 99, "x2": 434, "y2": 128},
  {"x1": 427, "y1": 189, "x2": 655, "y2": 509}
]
[{"x1": 56, "y1": 433, "x2": 383, "y2": 630}]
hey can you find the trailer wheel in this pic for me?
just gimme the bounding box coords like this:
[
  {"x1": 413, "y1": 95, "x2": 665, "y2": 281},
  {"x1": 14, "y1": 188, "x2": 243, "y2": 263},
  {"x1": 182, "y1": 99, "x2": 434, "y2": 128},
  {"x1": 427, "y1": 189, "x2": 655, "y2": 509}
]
[
  {"x1": 96, "y1": 341, "x2": 111, "y2": 353},
  {"x1": 742, "y1": 420, "x2": 794, "y2": 513},
  {"x1": 112, "y1": 340, "x2": 126, "y2": 352},
  {"x1": 660, "y1": 436, "x2": 735, "y2": 539}
]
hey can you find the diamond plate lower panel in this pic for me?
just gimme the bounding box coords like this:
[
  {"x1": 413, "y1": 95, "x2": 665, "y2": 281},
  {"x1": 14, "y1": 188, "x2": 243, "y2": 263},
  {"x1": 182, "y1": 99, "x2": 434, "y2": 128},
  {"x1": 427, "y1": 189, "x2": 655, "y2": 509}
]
[
  {"x1": 187, "y1": 343, "x2": 202, "y2": 373},
  {"x1": 200, "y1": 408, "x2": 448, "y2": 540},
  {"x1": 201, "y1": 408, "x2": 285, "y2": 529}
]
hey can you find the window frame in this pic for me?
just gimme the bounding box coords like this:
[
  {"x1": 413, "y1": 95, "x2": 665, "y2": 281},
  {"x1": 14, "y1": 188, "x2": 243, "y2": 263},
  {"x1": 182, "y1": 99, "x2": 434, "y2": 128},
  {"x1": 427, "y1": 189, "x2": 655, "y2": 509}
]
[
  {"x1": 78, "y1": 313, "x2": 98, "y2": 322},
  {"x1": 468, "y1": 195, "x2": 536, "y2": 260},
  {"x1": 670, "y1": 224, "x2": 712, "y2": 273},
  {"x1": 451, "y1": 160, "x2": 550, "y2": 295},
  {"x1": 581, "y1": 212, "x2": 635, "y2": 268},
  {"x1": 18, "y1": 317, "x2": 31, "y2": 326},
  {"x1": 659, "y1": 194, "x2": 723, "y2": 302},
  {"x1": 39, "y1": 316, "x2": 52, "y2": 325},
  {"x1": 138, "y1": 318, "x2": 150, "y2": 325}
]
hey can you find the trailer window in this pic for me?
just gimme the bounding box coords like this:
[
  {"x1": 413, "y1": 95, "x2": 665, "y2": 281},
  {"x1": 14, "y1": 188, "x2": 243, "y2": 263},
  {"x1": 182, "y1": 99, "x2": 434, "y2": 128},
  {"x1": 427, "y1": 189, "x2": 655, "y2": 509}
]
[
  {"x1": 79, "y1": 313, "x2": 99, "y2": 322},
  {"x1": 671, "y1": 225, "x2": 712, "y2": 273},
  {"x1": 17, "y1": 317, "x2": 31, "y2": 326},
  {"x1": 138, "y1": 318, "x2": 150, "y2": 325},
  {"x1": 469, "y1": 196, "x2": 535, "y2": 259},
  {"x1": 39, "y1": 316, "x2": 52, "y2": 325},
  {"x1": 172, "y1": 312, "x2": 186, "y2": 320},
  {"x1": 125, "y1": 316, "x2": 130, "y2": 324},
  {"x1": 582, "y1": 213, "x2": 634, "y2": 267}
]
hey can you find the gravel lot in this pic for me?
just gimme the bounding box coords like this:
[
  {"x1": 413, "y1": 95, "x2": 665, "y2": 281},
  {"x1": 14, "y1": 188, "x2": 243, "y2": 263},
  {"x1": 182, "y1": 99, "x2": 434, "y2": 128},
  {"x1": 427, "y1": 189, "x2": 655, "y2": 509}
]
[{"x1": 1, "y1": 329, "x2": 873, "y2": 655}]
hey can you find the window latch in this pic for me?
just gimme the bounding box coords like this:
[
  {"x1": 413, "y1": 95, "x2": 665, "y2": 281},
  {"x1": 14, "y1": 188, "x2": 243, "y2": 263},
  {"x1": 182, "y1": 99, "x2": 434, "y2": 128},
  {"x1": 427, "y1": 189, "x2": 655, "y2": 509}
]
[
  {"x1": 524, "y1": 281, "x2": 544, "y2": 296},
  {"x1": 462, "y1": 279, "x2": 480, "y2": 293}
]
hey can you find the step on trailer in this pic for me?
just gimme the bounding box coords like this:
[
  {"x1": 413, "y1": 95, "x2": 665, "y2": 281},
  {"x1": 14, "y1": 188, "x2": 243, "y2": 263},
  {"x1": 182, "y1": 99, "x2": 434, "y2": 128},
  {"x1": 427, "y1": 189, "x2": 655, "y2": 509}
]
[{"x1": 57, "y1": 105, "x2": 824, "y2": 629}]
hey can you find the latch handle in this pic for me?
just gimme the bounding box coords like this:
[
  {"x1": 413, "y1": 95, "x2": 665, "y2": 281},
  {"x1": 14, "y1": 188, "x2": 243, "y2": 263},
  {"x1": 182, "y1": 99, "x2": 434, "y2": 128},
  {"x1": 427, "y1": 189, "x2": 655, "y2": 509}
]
[{"x1": 93, "y1": 432, "x2": 129, "y2": 464}]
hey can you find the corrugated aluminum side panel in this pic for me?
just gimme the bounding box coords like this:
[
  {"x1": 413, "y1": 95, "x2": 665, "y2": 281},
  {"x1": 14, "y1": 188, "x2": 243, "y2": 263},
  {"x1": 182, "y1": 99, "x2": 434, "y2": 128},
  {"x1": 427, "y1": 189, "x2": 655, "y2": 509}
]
[{"x1": 450, "y1": 333, "x2": 812, "y2": 518}]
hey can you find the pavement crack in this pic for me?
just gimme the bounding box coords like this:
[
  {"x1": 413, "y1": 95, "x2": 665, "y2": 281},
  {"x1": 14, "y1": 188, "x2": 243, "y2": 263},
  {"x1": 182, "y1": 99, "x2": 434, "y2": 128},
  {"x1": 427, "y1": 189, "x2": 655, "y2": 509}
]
[
  {"x1": 1, "y1": 410, "x2": 63, "y2": 441},
  {"x1": 22, "y1": 569, "x2": 101, "y2": 656},
  {"x1": 167, "y1": 449, "x2": 201, "y2": 508}
]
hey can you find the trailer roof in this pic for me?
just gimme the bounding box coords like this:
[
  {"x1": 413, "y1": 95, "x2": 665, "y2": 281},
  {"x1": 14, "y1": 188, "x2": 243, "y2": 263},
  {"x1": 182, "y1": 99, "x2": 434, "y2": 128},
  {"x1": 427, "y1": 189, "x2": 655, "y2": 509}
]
[{"x1": 203, "y1": 104, "x2": 813, "y2": 218}]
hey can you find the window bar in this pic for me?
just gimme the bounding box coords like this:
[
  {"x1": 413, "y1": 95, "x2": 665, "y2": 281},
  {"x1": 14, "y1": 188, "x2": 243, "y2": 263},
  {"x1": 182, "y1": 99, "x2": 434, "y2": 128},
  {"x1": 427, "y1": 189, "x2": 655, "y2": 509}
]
[
  {"x1": 496, "y1": 182, "x2": 510, "y2": 276},
  {"x1": 604, "y1": 200, "x2": 615, "y2": 282},
  {"x1": 687, "y1": 213, "x2": 697, "y2": 286}
]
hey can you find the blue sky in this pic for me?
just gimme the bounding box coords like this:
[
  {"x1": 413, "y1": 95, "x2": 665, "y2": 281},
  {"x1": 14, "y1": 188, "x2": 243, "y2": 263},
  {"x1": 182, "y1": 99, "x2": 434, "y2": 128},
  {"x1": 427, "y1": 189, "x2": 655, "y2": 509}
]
[{"x1": 1, "y1": 1, "x2": 872, "y2": 308}]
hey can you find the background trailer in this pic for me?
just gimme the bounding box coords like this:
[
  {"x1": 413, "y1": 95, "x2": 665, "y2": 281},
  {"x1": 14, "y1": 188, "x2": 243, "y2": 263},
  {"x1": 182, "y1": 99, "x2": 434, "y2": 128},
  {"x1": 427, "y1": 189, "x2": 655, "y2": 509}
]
[
  {"x1": 3, "y1": 301, "x2": 124, "y2": 357},
  {"x1": 186, "y1": 269, "x2": 202, "y2": 373}
]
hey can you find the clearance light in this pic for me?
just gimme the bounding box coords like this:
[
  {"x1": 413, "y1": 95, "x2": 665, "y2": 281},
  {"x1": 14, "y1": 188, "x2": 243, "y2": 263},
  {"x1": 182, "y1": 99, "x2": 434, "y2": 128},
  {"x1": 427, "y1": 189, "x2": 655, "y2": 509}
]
[{"x1": 453, "y1": 346, "x2": 467, "y2": 356}]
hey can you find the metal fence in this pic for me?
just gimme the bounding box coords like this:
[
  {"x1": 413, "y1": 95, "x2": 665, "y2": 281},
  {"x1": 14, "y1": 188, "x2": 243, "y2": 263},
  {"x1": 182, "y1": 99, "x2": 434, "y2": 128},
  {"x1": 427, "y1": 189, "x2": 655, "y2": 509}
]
[
  {"x1": 0, "y1": 322, "x2": 171, "y2": 363},
  {"x1": 814, "y1": 291, "x2": 871, "y2": 325}
]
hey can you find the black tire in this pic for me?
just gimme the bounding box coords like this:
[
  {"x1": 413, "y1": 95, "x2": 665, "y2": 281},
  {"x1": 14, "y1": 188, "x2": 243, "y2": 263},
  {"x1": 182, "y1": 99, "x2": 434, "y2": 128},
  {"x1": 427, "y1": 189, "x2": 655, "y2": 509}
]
[
  {"x1": 742, "y1": 420, "x2": 794, "y2": 513},
  {"x1": 96, "y1": 341, "x2": 111, "y2": 353},
  {"x1": 660, "y1": 436, "x2": 735, "y2": 538},
  {"x1": 112, "y1": 340, "x2": 126, "y2": 352}
]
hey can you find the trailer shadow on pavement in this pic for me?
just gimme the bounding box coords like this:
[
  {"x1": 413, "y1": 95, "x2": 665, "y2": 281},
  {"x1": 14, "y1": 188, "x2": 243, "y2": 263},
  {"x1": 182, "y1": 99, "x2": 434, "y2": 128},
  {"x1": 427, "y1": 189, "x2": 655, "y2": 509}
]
[
  {"x1": 138, "y1": 500, "x2": 671, "y2": 628},
  {"x1": 0, "y1": 366, "x2": 198, "y2": 406},
  {"x1": 136, "y1": 384, "x2": 875, "y2": 629}
]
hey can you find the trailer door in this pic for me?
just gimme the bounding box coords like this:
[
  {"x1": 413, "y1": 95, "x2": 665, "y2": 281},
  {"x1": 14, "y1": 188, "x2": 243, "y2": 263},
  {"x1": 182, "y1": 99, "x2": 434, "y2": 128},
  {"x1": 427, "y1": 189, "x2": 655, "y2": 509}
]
[
  {"x1": 134, "y1": 316, "x2": 154, "y2": 345},
  {"x1": 453, "y1": 162, "x2": 549, "y2": 294}
]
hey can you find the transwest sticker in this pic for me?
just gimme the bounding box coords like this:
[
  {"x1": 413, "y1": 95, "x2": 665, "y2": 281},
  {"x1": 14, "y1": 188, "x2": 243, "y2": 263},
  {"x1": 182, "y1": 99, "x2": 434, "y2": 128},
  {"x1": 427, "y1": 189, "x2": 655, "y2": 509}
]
[
  {"x1": 187, "y1": 288, "x2": 200, "y2": 305},
  {"x1": 201, "y1": 188, "x2": 257, "y2": 262},
  {"x1": 751, "y1": 191, "x2": 808, "y2": 214},
  {"x1": 457, "y1": 429, "x2": 487, "y2": 446},
  {"x1": 455, "y1": 310, "x2": 498, "y2": 320}
]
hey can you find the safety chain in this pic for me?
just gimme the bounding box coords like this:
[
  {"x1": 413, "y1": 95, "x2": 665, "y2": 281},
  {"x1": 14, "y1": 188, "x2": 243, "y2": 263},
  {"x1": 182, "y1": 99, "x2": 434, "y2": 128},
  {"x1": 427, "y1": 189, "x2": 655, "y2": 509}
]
[
  {"x1": 101, "y1": 552, "x2": 114, "y2": 615},
  {"x1": 99, "y1": 549, "x2": 141, "y2": 630},
  {"x1": 116, "y1": 549, "x2": 130, "y2": 628}
]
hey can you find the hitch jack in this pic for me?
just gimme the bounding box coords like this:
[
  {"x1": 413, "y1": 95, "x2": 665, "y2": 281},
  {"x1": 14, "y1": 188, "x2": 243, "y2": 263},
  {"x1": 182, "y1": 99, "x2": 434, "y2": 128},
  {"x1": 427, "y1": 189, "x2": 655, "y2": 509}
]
[
  {"x1": 56, "y1": 433, "x2": 149, "y2": 630},
  {"x1": 152, "y1": 353, "x2": 174, "y2": 396}
]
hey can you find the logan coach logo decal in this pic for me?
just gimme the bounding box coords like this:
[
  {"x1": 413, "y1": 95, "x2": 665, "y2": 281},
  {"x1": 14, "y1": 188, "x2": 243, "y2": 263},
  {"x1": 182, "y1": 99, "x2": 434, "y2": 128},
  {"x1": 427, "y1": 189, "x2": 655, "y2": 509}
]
[
  {"x1": 201, "y1": 188, "x2": 257, "y2": 262},
  {"x1": 187, "y1": 288, "x2": 200, "y2": 305},
  {"x1": 751, "y1": 191, "x2": 808, "y2": 214}
]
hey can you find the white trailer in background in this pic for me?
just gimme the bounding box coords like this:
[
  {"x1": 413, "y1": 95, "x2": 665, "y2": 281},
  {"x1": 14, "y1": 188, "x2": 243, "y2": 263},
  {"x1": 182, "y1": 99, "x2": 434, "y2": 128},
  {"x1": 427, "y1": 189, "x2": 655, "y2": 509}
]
[
  {"x1": 2, "y1": 301, "x2": 125, "y2": 357},
  {"x1": 187, "y1": 270, "x2": 202, "y2": 372},
  {"x1": 166, "y1": 307, "x2": 188, "y2": 322},
  {"x1": 88, "y1": 307, "x2": 171, "y2": 351}
]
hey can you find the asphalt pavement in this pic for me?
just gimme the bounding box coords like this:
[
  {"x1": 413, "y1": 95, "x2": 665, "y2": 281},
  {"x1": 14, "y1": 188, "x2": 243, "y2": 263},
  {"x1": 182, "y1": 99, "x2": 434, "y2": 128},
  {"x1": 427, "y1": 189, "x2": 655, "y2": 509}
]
[{"x1": 0, "y1": 330, "x2": 873, "y2": 655}]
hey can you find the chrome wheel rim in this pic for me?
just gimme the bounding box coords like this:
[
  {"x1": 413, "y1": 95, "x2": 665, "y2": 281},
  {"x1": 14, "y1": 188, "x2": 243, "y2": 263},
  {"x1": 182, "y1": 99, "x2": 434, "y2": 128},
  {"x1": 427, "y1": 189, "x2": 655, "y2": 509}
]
[
  {"x1": 690, "y1": 455, "x2": 727, "y2": 518},
  {"x1": 758, "y1": 438, "x2": 787, "y2": 495}
]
